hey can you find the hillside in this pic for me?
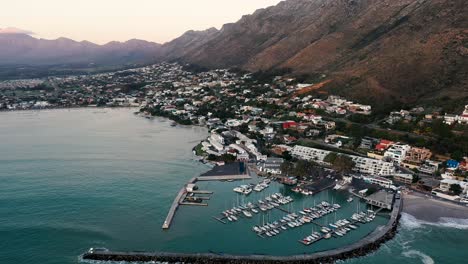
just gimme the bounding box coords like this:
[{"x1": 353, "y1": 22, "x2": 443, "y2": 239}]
[{"x1": 166, "y1": 0, "x2": 467, "y2": 106}]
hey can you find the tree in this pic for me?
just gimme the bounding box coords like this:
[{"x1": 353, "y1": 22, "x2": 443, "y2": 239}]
[
  {"x1": 324, "y1": 152, "x2": 338, "y2": 164},
  {"x1": 280, "y1": 161, "x2": 294, "y2": 175},
  {"x1": 332, "y1": 155, "x2": 355, "y2": 173},
  {"x1": 450, "y1": 184, "x2": 463, "y2": 196},
  {"x1": 412, "y1": 174, "x2": 420, "y2": 184},
  {"x1": 324, "y1": 153, "x2": 355, "y2": 173},
  {"x1": 282, "y1": 151, "x2": 293, "y2": 161}
]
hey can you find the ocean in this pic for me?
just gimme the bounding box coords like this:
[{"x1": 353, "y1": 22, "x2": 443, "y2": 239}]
[{"x1": 0, "y1": 108, "x2": 467, "y2": 264}]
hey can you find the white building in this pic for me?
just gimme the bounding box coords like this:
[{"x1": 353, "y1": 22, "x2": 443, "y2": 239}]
[
  {"x1": 384, "y1": 143, "x2": 411, "y2": 164},
  {"x1": 440, "y1": 179, "x2": 468, "y2": 196},
  {"x1": 291, "y1": 145, "x2": 395, "y2": 176}
]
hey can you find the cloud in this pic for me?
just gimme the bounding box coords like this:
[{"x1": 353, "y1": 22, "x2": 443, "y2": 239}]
[{"x1": 0, "y1": 27, "x2": 35, "y2": 35}]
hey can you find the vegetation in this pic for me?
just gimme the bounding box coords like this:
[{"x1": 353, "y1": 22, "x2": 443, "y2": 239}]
[
  {"x1": 450, "y1": 184, "x2": 463, "y2": 196},
  {"x1": 324, "y1": 153, "x2": 355, "y2": 173}
]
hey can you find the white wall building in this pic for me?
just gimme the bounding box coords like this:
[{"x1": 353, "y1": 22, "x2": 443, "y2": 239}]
[
  {"x1": 384, "y1": 143, "x2": 411, "y2": 164},
  {"x1": 291, "y1": 145, "x2": 395, "y2": 176}
]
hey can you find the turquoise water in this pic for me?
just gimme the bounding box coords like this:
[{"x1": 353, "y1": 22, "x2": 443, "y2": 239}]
[{"x1": 0, "y1": 109, "x2": 467, "y2": 263}]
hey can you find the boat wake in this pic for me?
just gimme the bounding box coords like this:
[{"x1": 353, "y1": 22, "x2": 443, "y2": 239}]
[
  {"x1": 402, "y1": 250, "x2": 435, "y2": 264},
  {"x1": 400, "y1": 212, "x2": 468, "y2": 230}
]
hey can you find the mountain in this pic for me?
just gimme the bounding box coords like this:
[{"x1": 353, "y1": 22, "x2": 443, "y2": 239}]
[
  {"x1": 0, "y1": 33, "x2": 162, "y2": 67},
  {"x1": 166, "y1": 0, "x2": 467, "y2": 105}
]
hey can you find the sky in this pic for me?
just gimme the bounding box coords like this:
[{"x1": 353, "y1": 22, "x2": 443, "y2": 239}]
[{"x1": 0, "y1": 0, "x2": 282, "y2": 44}]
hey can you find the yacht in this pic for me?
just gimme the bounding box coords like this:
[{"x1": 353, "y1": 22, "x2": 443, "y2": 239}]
[
  {"x1": 243, "y1": 210, "x2": 253, "y2": 218},
  {"x1": 233, "y1": 187, "x2": 244, "y2": 194}
]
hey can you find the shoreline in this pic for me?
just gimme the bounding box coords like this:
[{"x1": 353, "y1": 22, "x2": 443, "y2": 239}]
[{"x1": 402, "y1": 192, "x2": 468, "y2": 223}]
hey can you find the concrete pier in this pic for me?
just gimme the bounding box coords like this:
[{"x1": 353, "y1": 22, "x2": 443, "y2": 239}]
[
  {"x1": 197, "y1": 174, "x2": 251, "y2": 181},
  {"x1": 162, "y1": 187, "x2": 186, "y2": 229}
]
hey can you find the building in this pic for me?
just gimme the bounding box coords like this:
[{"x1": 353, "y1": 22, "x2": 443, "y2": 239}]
[
  {"x1": 393, "y1": 173, "x2": 414, "y2": 185},
  {"x1": 375, "y1": 139, "x2": 394, "y2": 152},
  {"x1": 359, "y1": 137, "x2": 378, "y2": 150},
  {"x1": 418, "y1": 160, "x2": 439, "y2": 174},
  {"x1": 405, "y1": 147, "x2": 431, "y2": 163},
  {"x1": 439, "y1": 179, "x2": 468, "y2": 195},
  {"x1": 384, "y1": 143, "x2": 411, "y2": 164},
  {"x1": 361, "y1": 175, "x2": 393, "y2": 188},
  {"x1": 258, "y1": 158, "x2": 284, "y2": 175},
  {"x1": 446, "y1": 159, "x2": 460, "y2": 169},
  {"x1": 291, "y1": 145, "x2": 395, "y2": 176}
]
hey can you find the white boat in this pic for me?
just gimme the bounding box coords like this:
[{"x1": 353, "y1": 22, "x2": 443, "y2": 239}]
[
  {"x1": 231, "y1": 215, "x2": 238, "y2": 221},
  {"x1": 243, "y1": 210, "x2": 253, "y2": 218},
  {"x1": 347, "y1": 197, "x2": 354, "y2": 203},
  {"x1": 251, "y1": 208, "x2": 259, "y2": 214},
  {"x1": 233, "y1": 187, "x2": 244, "y2": 194}
]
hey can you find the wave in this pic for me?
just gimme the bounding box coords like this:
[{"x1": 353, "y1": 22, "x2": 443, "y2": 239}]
[
  {"x1": 401, "y1": 212, "x2": 468, "y2": 230},
  {"x1": 402, "y1": 250, "x2": 435, "y2": 264}
]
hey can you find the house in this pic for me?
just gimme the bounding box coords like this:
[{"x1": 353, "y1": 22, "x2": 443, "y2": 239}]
[
  {"x1": 384, "y1": 143, "x2": 411, "y2": 164},
  {"x1": 444, "y1": 114, "x2": 458, "y2": 125},
  {"x1": 402, "y1": 147, "x2": 432, "y2": 169},
  {"x1": 375, "y1": 140, "x2": 394, "y2": 151},
  {"x1": 282, "y1": 121, "x2": 298, "y2": 129},
  {"x1": 393, "y1": 173, "x2": 414, "y2": 185},
  {"x1": 439, "y1": 179, "x2": 468, "y2": 195},
  {"x1": 359, "y1": 137, "x2": 378, "y2": 150},
  {"x1": 405, "y1": 147, "x2": 432, "y2": 163},
  {"x1": 418, "y1": 160, "x2": 439, "y2": 174},
  {"x1": 446, "y1": 159, "x2": 460, "y2": 169}
]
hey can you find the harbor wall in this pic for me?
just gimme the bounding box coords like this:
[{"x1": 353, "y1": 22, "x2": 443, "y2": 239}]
[{"x1": 83, "y1": 197, "x2": 403, "y2": 263}]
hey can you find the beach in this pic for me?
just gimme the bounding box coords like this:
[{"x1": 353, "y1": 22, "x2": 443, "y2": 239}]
[{"x1": 403, "y1": 192, "x2": 468, "y2": 222}]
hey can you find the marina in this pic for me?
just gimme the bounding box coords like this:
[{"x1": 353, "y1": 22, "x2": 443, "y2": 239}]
[
  {"x1": 162, "y1": 162, "x2": 251, "y2": 229},
  {"x1": 82, "y1": 196, "x2": 402, "y2": 263}
]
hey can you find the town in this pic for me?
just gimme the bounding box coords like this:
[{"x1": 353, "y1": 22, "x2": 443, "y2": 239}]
[{"x1": 1, "y1": 62, "x2": 467, "y2": 203}]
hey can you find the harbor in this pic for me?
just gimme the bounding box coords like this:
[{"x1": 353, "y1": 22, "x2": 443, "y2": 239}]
[{"x1": 82, "y1": 195, "x2": 402, "y2": 263}]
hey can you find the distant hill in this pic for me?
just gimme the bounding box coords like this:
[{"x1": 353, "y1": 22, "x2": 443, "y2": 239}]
[
  {"x1": 0, "y1": 33, "x2": 162, "y2": 67},
  {"x1": 164, "y1": 0, "x2": 467, "y2": 106}
]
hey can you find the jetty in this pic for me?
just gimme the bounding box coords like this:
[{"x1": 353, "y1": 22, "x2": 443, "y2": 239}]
[{"x1": 162, "y1": 187, "x2": 186, "y2": 229}]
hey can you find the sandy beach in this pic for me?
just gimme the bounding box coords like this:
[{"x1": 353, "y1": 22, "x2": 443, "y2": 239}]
[{"x1": 403, "y1": 192, "x2": 468, "y2": 222}]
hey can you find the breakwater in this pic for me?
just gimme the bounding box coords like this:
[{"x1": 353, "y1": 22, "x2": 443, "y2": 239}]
[{"x1": 83, "y1": 196, "x2": 402, "y2": 263}]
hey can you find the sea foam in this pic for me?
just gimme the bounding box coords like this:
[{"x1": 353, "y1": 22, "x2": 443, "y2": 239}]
[
  {"x1": 402, "y1": 250, "x2": 435, "y2": 264},
  {"x1": 401, "y1": 212, "x2": 468, "y2": 230}
]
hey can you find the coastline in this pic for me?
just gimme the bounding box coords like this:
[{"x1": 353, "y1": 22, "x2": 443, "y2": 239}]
[{"x1": 403, "y1": 192, "x2": 468, "y2": 223}]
